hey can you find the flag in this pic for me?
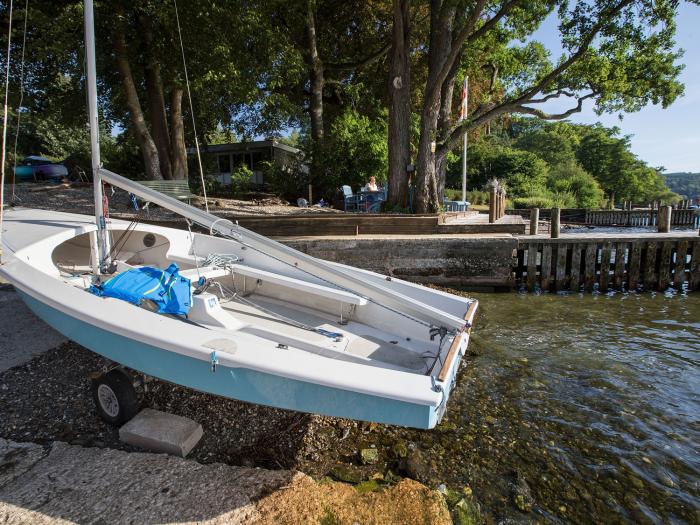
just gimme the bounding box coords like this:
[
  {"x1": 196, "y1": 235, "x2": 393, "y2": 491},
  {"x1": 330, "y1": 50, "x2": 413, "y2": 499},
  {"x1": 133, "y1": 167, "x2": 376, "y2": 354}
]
[{"x1": 459, "y1": 76, "x2": 469, "y2": 121}]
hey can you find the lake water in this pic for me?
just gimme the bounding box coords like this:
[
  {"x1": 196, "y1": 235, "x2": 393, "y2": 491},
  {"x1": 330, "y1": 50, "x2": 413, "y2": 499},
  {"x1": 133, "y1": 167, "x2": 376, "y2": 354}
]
[{"x1": 436, "y1": 290, "x2": 700, "y2": 523}]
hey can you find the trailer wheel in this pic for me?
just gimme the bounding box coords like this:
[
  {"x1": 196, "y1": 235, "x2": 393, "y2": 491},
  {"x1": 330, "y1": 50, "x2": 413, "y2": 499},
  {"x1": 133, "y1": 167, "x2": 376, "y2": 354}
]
[{"x1": 91, "y1": 369, "x2": 139, "y2": 425}]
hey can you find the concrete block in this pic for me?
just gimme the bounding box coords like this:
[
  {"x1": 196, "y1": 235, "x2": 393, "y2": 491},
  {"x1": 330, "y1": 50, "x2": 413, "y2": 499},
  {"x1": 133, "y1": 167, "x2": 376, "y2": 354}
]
[{"x1": 119, "y1": 409, "x2": 203, "y2": 457}]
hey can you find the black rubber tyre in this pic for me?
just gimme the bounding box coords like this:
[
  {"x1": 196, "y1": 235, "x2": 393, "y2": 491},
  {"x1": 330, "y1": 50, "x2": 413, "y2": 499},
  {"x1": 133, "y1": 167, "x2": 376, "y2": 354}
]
[{"x1": 91, "y1": 369, "x2": 139, "y2": 425}]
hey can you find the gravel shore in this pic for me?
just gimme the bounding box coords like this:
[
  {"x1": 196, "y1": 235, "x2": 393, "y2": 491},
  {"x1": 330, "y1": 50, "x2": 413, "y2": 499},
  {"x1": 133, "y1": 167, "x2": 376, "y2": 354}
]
[{"x1": 7, "y1": 182, "x2": 341, "y2": 219}]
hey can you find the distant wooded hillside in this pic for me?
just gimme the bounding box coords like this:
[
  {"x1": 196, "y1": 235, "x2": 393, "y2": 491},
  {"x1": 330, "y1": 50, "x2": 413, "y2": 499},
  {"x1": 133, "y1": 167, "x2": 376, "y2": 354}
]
[{"x1": 663, "y1": 172, "x2": 700, "y2": 199}]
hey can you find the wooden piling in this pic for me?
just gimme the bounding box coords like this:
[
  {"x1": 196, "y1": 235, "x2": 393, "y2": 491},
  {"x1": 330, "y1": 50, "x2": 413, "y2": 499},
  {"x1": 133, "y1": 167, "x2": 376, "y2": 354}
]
[
  {"x1": 673, "y1": 240, "x2": 688, "y2": 288},
  {"x1": 551, "y1": 208, "x2": 561, "y2": 239},
  {"x1": 643, "y1": 242, "x2": 658, "y2": 290},
  {"x1": 600, "y1": 243, "x2": 612, "y2": 291},
  {"x1": 690, "y1": 242, "x2": 700, "y2": 291},
  {"x1": 613, "y1": 243, "x2": 627, "y2": 289},
  {"x1": 584, "y1": 244, "x2": 597, "y2": 291},
  {"x1": 526, "y1": 243, "x2": 538, "y2": 292},
  {"x1": 658, "y1": 242, "x2": 673, "y2": 290},
  {"x1": 555, "y1": 245, "x2": 568, "y2": 291},
  {"x1": 488, "y1": 188, "x2": 497, "y2": 223},
  {"x1": 658, "y1": 206, "x2": 671, "y2": 233},
  {"x1": 570, "y1": 244, "x2": 582, "y2": 292},
  {"x1": 540, "y1": 244, "x2": 553, "y2": 291},
  {"x1": 627, "y1": 242, "x2": 642, "y2": 290},
  {"x1": 530, "y1": 208, "x2": 539, "y2": 235}
]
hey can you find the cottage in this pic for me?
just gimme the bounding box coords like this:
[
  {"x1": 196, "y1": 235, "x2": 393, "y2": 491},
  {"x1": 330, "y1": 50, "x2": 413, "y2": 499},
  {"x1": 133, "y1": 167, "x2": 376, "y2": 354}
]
[{"x1": 192, "y1": 140, "x2": 303, "y2": 187}]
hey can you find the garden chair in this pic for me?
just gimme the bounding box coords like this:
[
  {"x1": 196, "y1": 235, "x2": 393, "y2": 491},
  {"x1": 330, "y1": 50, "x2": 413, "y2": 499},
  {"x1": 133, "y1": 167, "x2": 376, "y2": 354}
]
[{"x1": 342, "y1": 185, "x2": 362, "y2": 212}]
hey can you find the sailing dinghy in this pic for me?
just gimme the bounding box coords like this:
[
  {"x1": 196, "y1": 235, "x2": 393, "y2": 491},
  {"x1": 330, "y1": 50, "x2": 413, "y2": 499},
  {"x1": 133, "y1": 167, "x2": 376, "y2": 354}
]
[{"x1": 0, "y1": 1, "x2": 477, "y2": 430}]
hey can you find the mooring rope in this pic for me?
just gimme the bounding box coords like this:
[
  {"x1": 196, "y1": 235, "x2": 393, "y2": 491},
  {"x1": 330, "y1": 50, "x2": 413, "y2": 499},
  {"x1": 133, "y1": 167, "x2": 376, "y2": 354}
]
[
  {"x1": 172, "y1": 0, "x2": 209, "y2": 213},
  {"x1": 0, "y1": 0, "x2": 15, "y2": 264}
]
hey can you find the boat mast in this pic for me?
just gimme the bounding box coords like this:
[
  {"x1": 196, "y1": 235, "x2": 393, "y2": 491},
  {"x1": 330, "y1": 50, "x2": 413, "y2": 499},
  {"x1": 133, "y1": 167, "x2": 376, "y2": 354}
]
[{"x1": 84, "y1": 0, "x2": 110, "y2": 273}]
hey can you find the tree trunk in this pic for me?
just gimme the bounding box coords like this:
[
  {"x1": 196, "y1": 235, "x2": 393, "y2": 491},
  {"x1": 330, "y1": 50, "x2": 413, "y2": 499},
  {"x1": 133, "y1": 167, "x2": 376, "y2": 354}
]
[
  {"x1": 414, "y1": 117, "x2": 440, "y2": 213},
  {"x1": 387, "y1": 0, "x2": 411, "y2": 209},
  {"x1": 170, "y1": 88, "x2": 188, "y2": 181},
  {"x1": 113, "y1": 11, "x2": 162, "y2": 180},
  {"x1": 306, "y1": 1, "x2": 324, "y2": 185},
  {"x1": 141, "y1": 15, "x2": 172, "y2": 180},
  {"x1": 436, "y1": 52, "x2": 461, "y2": 202},
  {"x1": 414, "y1": 1, "x2": 455, "y2": 213}
]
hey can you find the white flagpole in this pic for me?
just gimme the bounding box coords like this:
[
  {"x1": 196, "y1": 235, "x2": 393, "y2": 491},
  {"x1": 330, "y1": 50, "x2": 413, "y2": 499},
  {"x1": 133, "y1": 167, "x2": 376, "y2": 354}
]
[
  {"x1": 84, "y1": 0, "x2": 110, "y2": 273},
  {"x1": 461, "y1": 76, "x2": 469, "y2": 202}
]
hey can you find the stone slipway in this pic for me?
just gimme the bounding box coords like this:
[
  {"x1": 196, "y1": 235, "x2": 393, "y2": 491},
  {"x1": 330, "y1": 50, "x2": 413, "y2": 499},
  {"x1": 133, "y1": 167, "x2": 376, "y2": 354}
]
[
  {"x1": 0, "y1": 284, "x2": 67, "y2": 372},
  {"x1": 0, "y1": 439, "x2": 450, "y2": 525}
]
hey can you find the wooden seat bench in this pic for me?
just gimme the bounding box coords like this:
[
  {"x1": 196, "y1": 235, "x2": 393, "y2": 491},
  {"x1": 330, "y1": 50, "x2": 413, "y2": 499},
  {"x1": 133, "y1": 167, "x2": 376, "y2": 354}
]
[{"x1": 139, "y1": 179, "x2": 195, "y2": 203}]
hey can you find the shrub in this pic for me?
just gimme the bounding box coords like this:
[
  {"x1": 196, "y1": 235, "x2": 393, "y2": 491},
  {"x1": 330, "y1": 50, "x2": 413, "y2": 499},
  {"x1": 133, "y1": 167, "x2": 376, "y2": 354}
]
[
  {"x1": 547, "y1": 161, "x2": 604, "y2": 208},
  {"x1": 230, "y1": 164, "x2": 254, "y2": 194},
  {"x1": 513, "y1": 196, "x2": 554, "y2": 209},
  {"x1": 444, "y1": 188, "x2": 489, "y2": 205},
  {"x1": 260, "y1": 159, "x2": 309, "y2": 201}
]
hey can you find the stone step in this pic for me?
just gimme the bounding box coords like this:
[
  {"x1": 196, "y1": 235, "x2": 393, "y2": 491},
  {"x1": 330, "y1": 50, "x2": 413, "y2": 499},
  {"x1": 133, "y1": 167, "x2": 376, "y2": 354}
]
[{"x1": 119, "y1": 408, "x2": 203, "y2": 457}]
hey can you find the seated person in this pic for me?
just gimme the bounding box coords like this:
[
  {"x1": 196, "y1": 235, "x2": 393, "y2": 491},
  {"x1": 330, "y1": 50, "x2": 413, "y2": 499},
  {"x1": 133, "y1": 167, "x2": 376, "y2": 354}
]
[{"x1": 362, "y1": 176, "x2": 379, "y2": 193}]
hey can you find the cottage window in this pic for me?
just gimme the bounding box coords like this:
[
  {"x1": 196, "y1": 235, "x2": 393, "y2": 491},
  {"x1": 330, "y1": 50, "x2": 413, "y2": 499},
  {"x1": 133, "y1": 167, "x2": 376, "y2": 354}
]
[{"x1": 218, "y1": 154, "x2": 231, "y2": 173}]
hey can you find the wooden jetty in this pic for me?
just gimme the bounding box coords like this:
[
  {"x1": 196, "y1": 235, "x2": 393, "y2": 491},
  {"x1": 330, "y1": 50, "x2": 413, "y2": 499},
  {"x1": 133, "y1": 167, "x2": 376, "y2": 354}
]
[
  {"x1": 112, "y1": 210, "x2": 698, "y2": 294},
  {"x1": 584, "y1": 208, "x2": 699, "y2": 228},
  {"x1": 508, "y1": 207, "x2": 700, "y2": 229},
  {"x1": 147, "y1": 212, "x2": 528, "y2": 236},
  {"x1": 516, "y1": 233, "x2": 700, "y2": 293}
]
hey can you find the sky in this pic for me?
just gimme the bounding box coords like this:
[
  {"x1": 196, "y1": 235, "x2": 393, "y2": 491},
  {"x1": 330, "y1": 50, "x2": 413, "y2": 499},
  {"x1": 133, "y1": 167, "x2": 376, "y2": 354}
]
[{"x1": 529, "y1": 1, "x2": 699, "y2": 173}]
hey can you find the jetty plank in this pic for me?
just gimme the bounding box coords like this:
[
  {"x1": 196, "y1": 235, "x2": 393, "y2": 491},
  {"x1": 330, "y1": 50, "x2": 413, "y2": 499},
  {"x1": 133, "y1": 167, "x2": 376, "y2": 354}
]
[
  {"x1": 583, "y1": 243, "x2": 597, "y2": 291},
  {"x1": 673, "y1": 240, "x2": 689, "y2": 288},
  {"x1": 613, "y1": 243, "x2": 627, "y2": 290},
  {"x1": 600, "y1": 243, "x2": 612, "y2": 292},
  {"x1": 658, "y1": 242, "x2": 673, "y2": 290},
  {"x1": 689, "y1": 241, "x2": 700, "y2": 291},
  {"x1": 540, "y1": 244, "x2": 553, "y2": 292},
  {"x1": 570, "y1": 243, "x2": 581, "y2": 292},
  {"x1": 627, "y1": 242, "x2": 642, "y2": 290},
  {"x1": 555, "y1": 244, "x2": 568, "y2": 291},
  {"x1": 644, "y1": 242, "x2": 658, "y2": 290},
  {"x1": 526, "y1": 243, "x2": 538, "y2": 292}
]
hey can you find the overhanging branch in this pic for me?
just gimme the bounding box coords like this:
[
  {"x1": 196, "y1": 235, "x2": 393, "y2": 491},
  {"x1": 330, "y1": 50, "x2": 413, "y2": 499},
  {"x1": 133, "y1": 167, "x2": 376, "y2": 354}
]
[
  {"x1": 438, "y1": 0, "x2": 634, "y2": 156},
  {"x1": 514, "y1": 92, "x2": 596, "y2": 119},
  {"x1": 325, "y1": 42, "x2": 392, "y2": 71},
  {"x1": 426, "y1": 0, "x2": 522, "y2": 107}
]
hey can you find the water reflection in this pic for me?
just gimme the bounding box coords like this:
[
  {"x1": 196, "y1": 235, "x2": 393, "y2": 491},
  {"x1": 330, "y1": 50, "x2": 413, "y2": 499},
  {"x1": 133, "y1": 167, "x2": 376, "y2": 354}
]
[{"x1": 445, "y1": 291, "x2": 700, "y2": 523}]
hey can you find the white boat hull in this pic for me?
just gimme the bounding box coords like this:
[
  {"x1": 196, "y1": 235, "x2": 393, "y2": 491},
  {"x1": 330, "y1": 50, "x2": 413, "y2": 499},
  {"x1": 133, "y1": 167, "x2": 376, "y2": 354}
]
[{"x1": 0, "y1": 207, "x2": 477, "y2": 429}]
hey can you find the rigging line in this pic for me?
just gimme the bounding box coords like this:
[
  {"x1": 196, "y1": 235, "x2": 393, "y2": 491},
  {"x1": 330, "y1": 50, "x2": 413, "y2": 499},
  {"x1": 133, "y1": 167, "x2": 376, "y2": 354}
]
[
  {"x1": 0, "y1": 0, "x2": 15, "y2": 264},
  {"x1": 10, "y1": 0, "x2": 27, "y2": 203},
  {"x1": 172, "y1": 0, "x2": 208, "y2": 213}
]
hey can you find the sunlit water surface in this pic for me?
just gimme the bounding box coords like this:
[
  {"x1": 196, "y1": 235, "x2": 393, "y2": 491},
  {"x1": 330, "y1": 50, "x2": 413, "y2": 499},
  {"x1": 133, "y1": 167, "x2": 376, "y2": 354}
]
[{"x1": 438, "y1": 290, "x2": 699, "y2": 523}]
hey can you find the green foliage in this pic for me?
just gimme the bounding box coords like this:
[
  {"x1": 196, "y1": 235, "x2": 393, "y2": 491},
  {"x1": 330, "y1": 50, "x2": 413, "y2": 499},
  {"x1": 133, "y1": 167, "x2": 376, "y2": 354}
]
[
  {"x1": 457, "y1": 139, "x2": 548, "y2": 196},
  {"x1": 444, "y1": 189, "x2": 490, "y2": 205},
  {"x1": 3, "y1": 0, "x2": 691, "y2": 207},
  {"x1": 318, "y1": 108, "x2": 388, "y2": 196},
  {"x1": 260, "y1": 159, "x2": 308, "y2": 201},
  {"x1": 230, "y1": 164, "x2": 254, "y2": 194},
  {"x1": 451, "y1": 118, "x2": 676, "y2": 209},
  {"x1": 663, "y1": 172, "x2": 700, "y2": 200},
  {"x1": 514, "y1": 128, "x2": 577, "y2": 167},
  {"x1": 547, "y1": 161, "x2": 605, "y2": 208}
]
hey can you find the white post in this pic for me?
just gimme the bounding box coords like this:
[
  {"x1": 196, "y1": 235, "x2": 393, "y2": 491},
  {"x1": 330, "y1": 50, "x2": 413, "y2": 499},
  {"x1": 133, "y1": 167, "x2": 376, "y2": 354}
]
[
  {"x1": 461, "y1": 76, "x2": 469, "y2": 202},
  {"x1": 84, "y1": 0, "x2": 110, "y2": 273}
]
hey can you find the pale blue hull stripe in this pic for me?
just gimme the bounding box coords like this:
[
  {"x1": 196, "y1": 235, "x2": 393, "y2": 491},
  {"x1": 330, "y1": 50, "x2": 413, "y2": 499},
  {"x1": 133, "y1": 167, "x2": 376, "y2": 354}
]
[{"x1": 19, "y1": 291, "x2": 438, "y2": 429}]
